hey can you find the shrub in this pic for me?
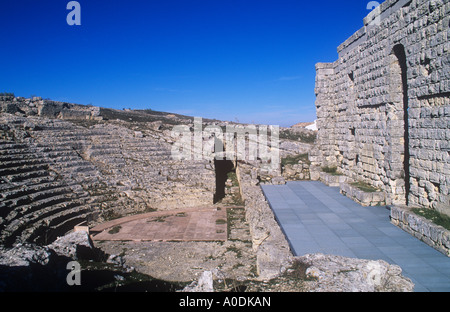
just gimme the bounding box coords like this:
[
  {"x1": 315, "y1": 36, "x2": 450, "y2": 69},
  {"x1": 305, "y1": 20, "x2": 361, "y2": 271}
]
[
  {"x1": 350, "y1": 181, "x2": 379, "y2": 193},
  {"x1": 284, "y1": 259, "x2": 317, "y2": 281},
  {"x1": 108, "y1": 225, "x2": 122, "y2": 235},
  {"x1": 281, "y1": 153, "x2": 310, "y2": 166},
  {"x1": 279, "y1": 130, "x2": 317, "y2": 143},
  {"x1": 412, "y1": 208, "x2": 450, "y2": 231},
  {"x1": 321, "y1": 166, "x2": 343, "y2": 176}
]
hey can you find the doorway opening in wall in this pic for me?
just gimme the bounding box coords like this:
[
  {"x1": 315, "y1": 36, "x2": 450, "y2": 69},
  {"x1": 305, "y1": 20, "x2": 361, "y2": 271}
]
[
  {"x1": 213, "y1": 138, "x2": 235, "y2": 204},
  {"x1": 392, "y1": 44, "x2": 410, "y2": 206},
  {"x1": 348, "y1": 72, "x2": 355, "y2": 86},
  {"x1": 348, "y1": 72, "x2": 354, "y2": 81},
  {"x1": 214, "y1": 158, "x2": 234, "y2": 204}
]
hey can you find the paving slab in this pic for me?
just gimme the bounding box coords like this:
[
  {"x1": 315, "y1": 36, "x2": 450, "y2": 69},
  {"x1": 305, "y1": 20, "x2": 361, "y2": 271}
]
[
  {"x1": 91, "y1": 206, "x2": 228, "y2": 242},
  {"x1": 261, "y1": 181, "x2": 450, "y2": 292}
]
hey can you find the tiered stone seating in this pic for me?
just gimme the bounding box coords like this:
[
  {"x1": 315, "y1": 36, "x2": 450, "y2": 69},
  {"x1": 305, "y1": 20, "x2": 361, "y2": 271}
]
[
  {"x1": 0, "y1": 137, "x2": 93, "y2": 245},
  {"x1": 0, "y1": 111, "x2": 216, "y2": 245}
]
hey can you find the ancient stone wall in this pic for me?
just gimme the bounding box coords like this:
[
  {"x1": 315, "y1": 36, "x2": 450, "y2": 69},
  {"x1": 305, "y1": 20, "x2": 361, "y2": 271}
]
[
  {"x1": 0, "y1": 97, "x2": 102, "y2": 121},
  {"x1": 236, "y1": 162, "x2": 293, "y2": 280},
  {"x1": 311, "y1": 0, "x2": 450, "y2": 216},
  {"x1": 390, "y1": 205, "x2": 450, "y2": 256}
]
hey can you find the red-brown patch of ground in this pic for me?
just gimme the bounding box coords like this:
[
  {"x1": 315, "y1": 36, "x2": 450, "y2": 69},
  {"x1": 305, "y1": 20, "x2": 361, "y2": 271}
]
[{"x1": 91, "y1": 206, "x2": 228, "y2": 242}]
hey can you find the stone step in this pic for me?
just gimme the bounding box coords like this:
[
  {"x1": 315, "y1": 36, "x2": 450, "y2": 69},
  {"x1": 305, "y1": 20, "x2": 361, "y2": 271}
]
[
  {"x1": 47, "y1": 155, "x2": 84, "y2": 164},
  {"x1": 38, "y1": 131, "x2": 91, "y2": 140},
  {"x1": 40, "y1": 145, "x2": 78, "y2": 158},
  {"x1": 2, "y1": 186, "x2": 73, "y2": 215},
  {"x1": 0, "y1": 149, "x2": 38, "y2": 159},
  {"x1": 0, "y1": 164, "x2": 49, "y2": 177},
  {"x1": 5, "y1": 169, "x2": 50, "y2": 183},
  {"x1": 87, "y1": 142, "x2": 121, "y2": 149},
  {"x1": 127, "y1": 151, "x2": 172, "y2": 158},
  {"x1": 0, "y1": 175, "x2": 55, "y2": 192},
  {"x1": 4, "y1": 193, "x2": 79, "y2": 224},
  {"x1": 91, "y1": 156, "x2": 127, "y2": 166},
  {"x1": 0, "y1": 143, "x2": 29, "y2": 150},
  {"x1": 39, "y1": 210, "x2": 92, "y2": 244},
  {"x1": 0, "y1": 154, "x2": 40, "y2": 164},
  {"x1": 89, "y1": 134, "x2": 123, "y2": 141},
  {"x1": 88, "y1": 149, "x2": 123, "y2": 157},
  {"x1": 125, "y1": 144, "x2": 170, "y2": 151},
  {"x1": 1, "y1": 181, "x2": 75, "y2": 202},
  {"x1": 47, "y1": 205, "x2": 92, "y2": 228},
  {"x1": 0, "y1": 181, "x2": 63, "y2": 202},
  {"x1": 34, "y1": 144, "x2": 75, "y2": 151},
  {"x1": 1, "y1": 197, "x2": 87, "y2": 232},
  {"x1": 38, "y1": 121, "x2": 76, "y2": 128},
  {"x1": 4, "y1": 203, "x2": 91, "y2": 245},
  {"x1": 0, "y1": 140, "x2": 15, "y2": 145},
  {"x1": 51, "y1": 160, "x2": 97, "y2": 172},
  {"x1": 87, "y1": 192, "x2": 120, "y2": 203},
  {"x1": 38, "y1": 125, "x2": 74, "y2": 131},
  {"x1": 40, "y1": 130, "x2": 91, "y2": 138},
  {"x1": 0, "y1": 158, "x2": 48, "y2": 170}
]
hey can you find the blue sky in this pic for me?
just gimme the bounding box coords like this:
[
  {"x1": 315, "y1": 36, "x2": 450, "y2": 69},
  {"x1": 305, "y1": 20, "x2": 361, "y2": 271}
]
[{"x1": 0, "y1": 0, "x2": 377, "y2": 127}]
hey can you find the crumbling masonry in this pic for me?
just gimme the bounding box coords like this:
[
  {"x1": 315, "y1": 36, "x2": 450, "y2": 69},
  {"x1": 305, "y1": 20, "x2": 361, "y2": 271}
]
[{"x1": 310, "y1": 0, "x2": 450, "y2": 216}]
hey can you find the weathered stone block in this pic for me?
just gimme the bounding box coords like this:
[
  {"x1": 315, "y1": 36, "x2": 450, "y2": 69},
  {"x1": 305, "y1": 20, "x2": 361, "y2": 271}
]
[
  {"x1": 340, "y1": 182, "x2": 386, "y2": 207},
  {"x1": 390, "y1": 206, "x2": 450, "y2": 257},
  {"x1": 320, "y1": 172, "x2": 348, "y2": 187}
]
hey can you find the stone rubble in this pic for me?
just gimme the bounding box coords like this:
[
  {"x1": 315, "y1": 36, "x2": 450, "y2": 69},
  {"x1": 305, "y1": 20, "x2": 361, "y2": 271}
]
[
  {"x1": 181, "y1": 270, "x2": 214, "y2": 292},
  {"x1": 299, "y1": 253, "x2": 415, "y2": 292},
  {"x1": 236, "y1": 162, "x2": 297, "y2": 281},
  {"x1": 0, "y1": 230, "x2": 102, "y2": 291},
  {"x1": 390, "y1": 205, "x2": 450, "y2": 256}
]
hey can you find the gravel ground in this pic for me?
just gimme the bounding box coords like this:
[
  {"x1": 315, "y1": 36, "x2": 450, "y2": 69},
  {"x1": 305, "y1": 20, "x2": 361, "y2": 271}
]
[
  {"x1": 95, "y1": 208, "x2": 259, "y2": 284},
  {"x1": 94, "y1": 207, "x2": 312, "y2": 292}
]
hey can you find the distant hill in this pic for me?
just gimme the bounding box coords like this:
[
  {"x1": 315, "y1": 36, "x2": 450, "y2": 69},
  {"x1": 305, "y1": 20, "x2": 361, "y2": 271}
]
[
  {"x1": 291, "y1": 122, "x2": 314, "y2": 128},
  {"x1": 291, "y1": 121, "x2": 317, "y2": 131}
]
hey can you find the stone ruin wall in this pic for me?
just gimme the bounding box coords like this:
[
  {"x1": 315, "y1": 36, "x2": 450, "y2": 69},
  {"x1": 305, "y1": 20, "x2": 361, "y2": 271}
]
[
  {"x1": 310, "y1": 0, "x2": 450, "y2": 216},
  {"x1": 0, "y1": 95, "x2": 103, "y2": 121}
]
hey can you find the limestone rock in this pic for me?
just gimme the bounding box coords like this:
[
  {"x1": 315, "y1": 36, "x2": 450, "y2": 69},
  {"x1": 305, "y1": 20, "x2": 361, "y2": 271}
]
[
  {"x1": 107, "y1": 254, "x2": 125, "y2": 267},
  {"x1": 0, "y1": 243, "x2": 54, "y2": 268},
  {"x1": 47, "y1": 231, "x2": 96, "y2": 260},
  {"x1": 0, "y1": 243, "x2": 65, "y2": 292},
  {"x1": 271, "y1": 176, "x2": 286, "y2": 185},
  {"x1": 238, "y1": 163, "x2": 293, "y2": 281},
  {"x1": 181, "y1": 270, "x2": 214, "y2": 292},
  {"x1": 299, "y1": 253, "x2": 414, "y2": 292}
]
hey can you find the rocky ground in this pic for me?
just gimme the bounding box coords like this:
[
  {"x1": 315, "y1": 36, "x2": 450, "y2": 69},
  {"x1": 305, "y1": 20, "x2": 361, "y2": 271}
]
[
  {"x1": 0, "y1": 180, "x2": 414, "y2": 292},
  {"x1": 95, "y1": 207, "x2": 258, "y2": 284},
  {"x1": 0, "y1": 97, "x2": 415, "y2": 292},
  {"x1": 53, "y1": 203, "x2": 414, "y2": 292},
  {"x1": 0, "y1": 231, "x2": 414, "y2": 292}
]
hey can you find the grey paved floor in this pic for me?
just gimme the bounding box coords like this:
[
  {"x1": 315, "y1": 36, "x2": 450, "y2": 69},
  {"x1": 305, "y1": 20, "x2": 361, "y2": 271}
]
[{"x1": 261, "y1": 181, "x2": 450, "y2": 292}]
